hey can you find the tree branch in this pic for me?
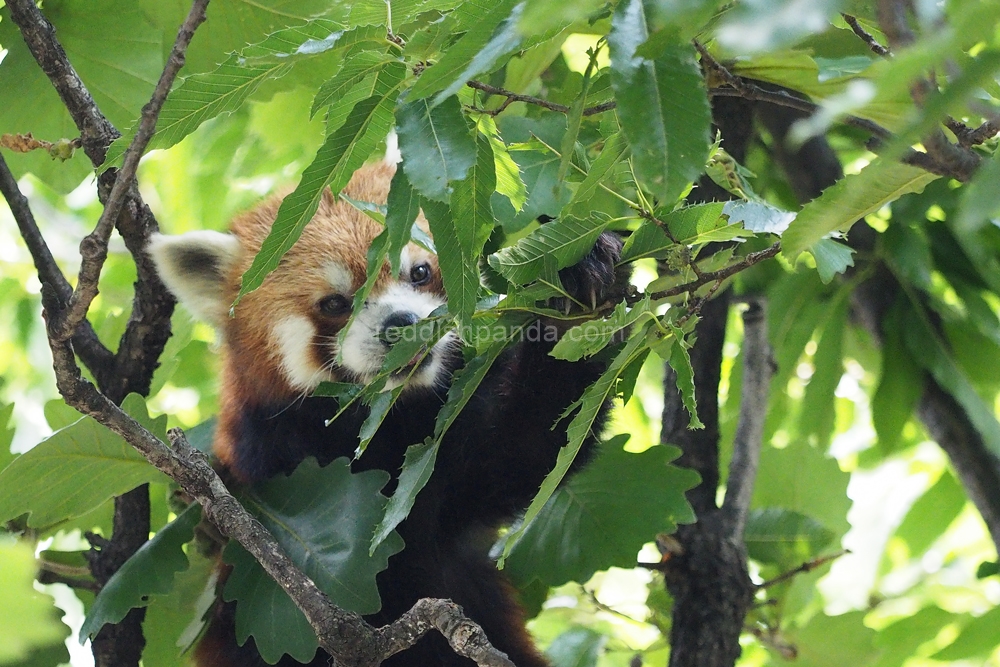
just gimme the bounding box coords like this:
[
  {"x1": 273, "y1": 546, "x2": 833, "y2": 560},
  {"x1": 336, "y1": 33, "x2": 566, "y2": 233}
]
[
  {"x1": 841, "y1": 14, "x2": 891, "y2": 57},
  {"x1": 4, "y1": 0, "x2": 120, "y2": 166},
  {"x1": 640, "y1": 242, "x2": 781, "y2": 302},
  {"x1": 721, "y1": 300, "x2": 773, "y2": 538},
  {"x1": 46, "y1": 0, "x2": 208, "y2": 344},
  {"x1": 0, "y1": 153, "x2": 114, "y2": 376}
]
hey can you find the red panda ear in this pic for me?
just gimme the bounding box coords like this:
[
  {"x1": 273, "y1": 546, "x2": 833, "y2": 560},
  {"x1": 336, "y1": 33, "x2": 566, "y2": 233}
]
[{"x1": 148, "y1": 231, "x2": 243, "y2": 326}]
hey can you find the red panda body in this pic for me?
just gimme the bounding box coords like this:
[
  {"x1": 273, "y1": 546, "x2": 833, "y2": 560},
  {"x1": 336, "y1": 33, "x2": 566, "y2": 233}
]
[{"x1": 150, "y1": 163, "x2": 625, "y2": 667}]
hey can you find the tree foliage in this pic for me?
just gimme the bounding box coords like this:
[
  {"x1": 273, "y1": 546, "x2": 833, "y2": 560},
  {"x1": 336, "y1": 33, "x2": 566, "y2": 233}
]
[{"x1": 1, "y1": 0, "x2": 1000, "y2": 666}]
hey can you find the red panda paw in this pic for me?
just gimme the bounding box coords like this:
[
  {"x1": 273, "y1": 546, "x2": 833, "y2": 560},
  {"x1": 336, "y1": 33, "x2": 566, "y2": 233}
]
[{"x1": 554, "y1": 232, "x2": 629, "y2": 314}]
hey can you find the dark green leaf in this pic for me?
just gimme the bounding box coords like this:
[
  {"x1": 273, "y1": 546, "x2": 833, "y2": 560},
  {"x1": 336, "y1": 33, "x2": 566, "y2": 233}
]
[
  {"x1": 236, "y1": 63, "x2": 404, "y2": 303},
  {"x1": 798, "y1": 290, "x2": 848, "y2": 448},
  {"x1": 406, "y1": 0, "x2": 519, "y2": 101},
  {"x1": 81, "y1": 504, "x2": 202, "y2": 642},
  {"x1": 744, "y1": 508, "x2": 835, "y2": 567},
  {"x1": 311, "y1": 49, "x2": 394, "y2": 118},
  {"x1": 370, "y1": 440, "x2": 439, "y2": 554},
  {"x1": 551, "y1": 299, "x2": 651, "y2": 362},
  {"x1": 871, "y1": 303, "x2": 922, "y2": 455},
  {"x1": 609, "y1": 4, "x2": 712, "y2": 205},
  {"x1": 397, "y1": 96, "x2": 478, "y2": 202},
  {"x1": 545, "y1": 628, "x2": 606, "y2": 667},
  {"x1": 226, "y1": 459, "x2": 404, "y2": 662},
  {"x1": 421, "y1": 199, "x2": 482, "y2": 326},
  {"x1": 505, "y1": 439, "x2": 697, "y2": 588},
  {"x1": 140, "y1": 551, "x2": 216, "y2": 667},
  {"x1": 667, "y1": 324, "x2": 705, "y2": 429},
  {"x1": 489, "y1": 216, "x2": 610, "y2": 285}
]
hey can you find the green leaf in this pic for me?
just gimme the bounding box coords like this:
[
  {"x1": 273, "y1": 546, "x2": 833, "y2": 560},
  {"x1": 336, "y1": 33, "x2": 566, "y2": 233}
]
[
  {"x1": 873, "y1": 606, "x2": 958, "y2": 667},
  {"x1": 894, "y1": 471, "x2": 966, "y2": 558},
  {"x1": 357, "y1": 387, "x2": 404, "y2": 455},
  {"x1": 551, "y1": 299, "x2": 651, "y2": 362},
  {"x1": 871, "y1": 303, "x2": 922, "y2": 455},
  {"x1": 421, "y1": 199, "x2": 482, "y2": 327},
  {"x1": 480, "y1": 115, "x2": 528, "y2": 214},
  {"x1": 80, "y1": 504, "x2": 202, "y2": 642},
  {"x1": 0, "y1": 542, "x2": 70, "y2": 664},
  {"x1": 406, "y1": 0, "x2": 519, "y2": 101},
  {"x1": 500, "y1": 322, "x2": 653, "y2": 564},
  {"x1": 370, "y1": 440, "x2": 439, "y2": 555},
  {"x1": 782, "y1": 159, "x2": 939, "y2": 260},
  {"x1": 226, "y1": 458, "x2": 404, "y2": 663},
  {"x1": 902, "y1": 302, "x2": 1000, "y2": 458},
  {"x1": 722, "y1": 200, "x2": 795, "y2": 234},
  {"x1": 489, "y1": 215, "x2": 610, "y2": 285},
  {"x1": 103, "y1": 20, "x2": 357, "y2": 170},
  {"x1": 0, "y1": 0, "x2": 163, "y2": 189},
  {"x1": 0, "y1": 395, "x2": 166, "y2": 528},
  {"x1": 933, "y1": 605, "x2": 1000, "y2": 660},
  {"x1": 385, "y1": 168, "x2": 422, "y2": 275},
  {"x1": 667, "y1": 324, "x2": 705, "y2": 429},
  {"x1": 797, "y1": 289, "x2": 848, "y2": 448},
  {"x1": 810, "y1": 239, "x2": 856, "y2": 284},
  {"x1": 311, "y1": 49, "x2": 395, "y2": 118},
  {"x1": 744, "y1": 508, "x2": 835, "y2": 568},
  {"x1": 956, "y1": 148, "x2": 1000, "y2": 233},
  {"x1": 397, "y1": 96, "x2": 478, "y2": 202},
  {"x1": 140, "y1": 551, "x2": 216, "y2": 667},
  {"x1": 562, "y1": 132, "x2": 629, "y2": 217},
  {"x1": 785, "y1": 611, "x2": 878, "y2": 667},
  {"x1": 236, "y1": 63, "x2": 405, "y2": 303},
  {"x1": 545, "y1": 628, "x2": 606, "y2": 667},
  {"x1": 518, "y1": 0, "x2": 606, "y2": 37},
  {"x1": 609, "y1": 3, "x2": 712, "y2": 205},
  {"x1": 620, "y1": 203, "x2": 742, "y2": 263},
  {"x1": 505, "y1": 439, "x2": 697, "y2": 588}
]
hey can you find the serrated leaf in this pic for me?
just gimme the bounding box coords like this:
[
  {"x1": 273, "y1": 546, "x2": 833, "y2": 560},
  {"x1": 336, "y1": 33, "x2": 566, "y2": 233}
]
[
  {"x1": 563, "y1": 132, "x2": 629, "y2": 217},
  {"x1": 237, "y1": 63, "x2": 404, "y2": 302},
  {"x1": 811, "y1": 239, "x2": 856, "y2": 284},
  {"x1": 609, "y1": 2, "x2": 712, "y2": 205},
  {"x1": 505, "y1": 438, "x2": 697, "y2": 588},
  {"x1": 480, "y1": 115, "x2": 527, "y2": 213},
  {"x1": 370, "y1": 440, "x2": 439, "y2": 554},
  {"x1": 489, "y1": 216, "x2": 610, "y2": 285},
  {"x1": 871, "y1": 303, "x2": 923, "y2": 455},
  {"x1": 225, "y1": 458, "x2": 404, "y2": 663},
  {"x1": 406, "y1": 0, "x2": 520, "y2": 101},
  {"x1": 499, "y1": 322, "x2": 653, "y2": 564},
  {"x1": 551, "y1": 299, "x2": 651, "y2": 362},
  {"x1": 744, "y1": 508, "x2": 834, "y2": 567},
  {"x1": 397, "y1": 96, "x2": 478, "y2": 202},
  {"x1": 0, "y1": 543, "x2": 70, "y2": 663},
  {"x1": 722, "y1": 200, "x2": 794, "y2": 235},
  {"x1": 80, "y1": 504, "x2": 202, "y2": 642},
  {"x1": 0, "y1": 395, "x2": 166, "y2": 528},
  {"x1": 385, "y1": 168, "x2": 421, "y2": 275},
  {"x1": 103, "y1": 20, "x2": 354, "y2": 170},
  {"x1": 357, "y1": 387, "x2": 404, "y2": 456},
  {"x1": 782, "y1": 159, "x2": 939, "y2": 260},
  {"x1": 339, "y1": 229, "x2": 390, "y2": 367},
  {"x1": 666, "y1": 324, "x2": 704, "y2": 429},
  {"x1": 619, "y1": 203, "x2": 733, "y2": 263},
  {"x1": 311, "y1": 49, "x2": 394, "y2": 118},
  {"x1": 421, "y1": 199, "x2": 482, "y2": 327}
]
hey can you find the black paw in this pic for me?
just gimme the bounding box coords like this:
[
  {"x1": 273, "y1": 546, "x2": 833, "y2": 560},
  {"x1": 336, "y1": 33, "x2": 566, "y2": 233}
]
[{"x1": 555, "y1": 232, "x2": 629, "y2": 312}]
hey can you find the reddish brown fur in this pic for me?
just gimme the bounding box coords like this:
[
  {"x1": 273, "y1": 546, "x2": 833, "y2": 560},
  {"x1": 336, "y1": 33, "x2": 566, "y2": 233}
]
[{"x1": 213, "y1": 162, "x2": 441, "y2": 473}]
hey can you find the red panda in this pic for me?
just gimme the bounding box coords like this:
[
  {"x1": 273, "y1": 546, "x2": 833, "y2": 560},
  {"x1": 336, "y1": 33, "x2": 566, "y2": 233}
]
[{"x1": 149, "y1": 162, "x2": 625, "y2": 667}]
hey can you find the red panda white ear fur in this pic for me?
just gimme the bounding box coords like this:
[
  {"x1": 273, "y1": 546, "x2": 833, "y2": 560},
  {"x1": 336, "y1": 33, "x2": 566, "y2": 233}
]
[{"x1": 148, "y1": 231, "x2": 243, "y2": 326}]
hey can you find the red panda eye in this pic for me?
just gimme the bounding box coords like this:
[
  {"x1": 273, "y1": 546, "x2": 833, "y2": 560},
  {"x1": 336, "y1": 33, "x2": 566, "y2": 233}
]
[
  {"x1": 410, "y1": 263, "x2": 431, "y2": 286},
  {"x1": 318, "y1": 294, "x2": 351, "y2": 317}
]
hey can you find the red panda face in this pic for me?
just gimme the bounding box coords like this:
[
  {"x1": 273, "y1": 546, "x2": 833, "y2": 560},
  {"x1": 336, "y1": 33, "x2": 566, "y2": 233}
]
[{"x1": 149, "y1": 163, "x2": 458, "y2": 402}]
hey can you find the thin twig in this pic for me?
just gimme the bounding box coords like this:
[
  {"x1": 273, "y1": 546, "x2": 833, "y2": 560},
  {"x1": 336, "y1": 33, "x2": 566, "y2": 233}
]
[
  {"x1": 48, "y1": 0, "x2": 209, "y2": 343},
  {"x1": 841, "y1": 14, "x2": 891, "y2": 57},
  {"x1": 721, "y1": 299, "x2": 773, "y2": 538},
  {"x1": 641, "y1": 242, "x2": 782, "y2": 302},
  {"x1": 756, "y1": 550, "x2": 850, "y2": 590},
  {"x1": 0, "y1": 153, "x2": 114, "y2": 371},
  {"x1": 466, "y1": 80, "x2": 616, "y2": 117}
]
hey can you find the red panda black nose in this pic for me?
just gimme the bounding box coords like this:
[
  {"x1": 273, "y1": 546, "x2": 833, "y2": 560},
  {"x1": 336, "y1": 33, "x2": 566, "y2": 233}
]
[{"x1": 379, "y1": 311, "x2": 420, "y2": 346}]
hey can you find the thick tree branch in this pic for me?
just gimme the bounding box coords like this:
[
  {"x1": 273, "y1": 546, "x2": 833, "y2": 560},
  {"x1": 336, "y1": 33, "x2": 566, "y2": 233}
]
[
  {"x1": 4, "y1": 0, "x2": 119, "y2": 165},
  {"x1": 721, "y1": 300, "x2": 773, "y2": 538}
]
